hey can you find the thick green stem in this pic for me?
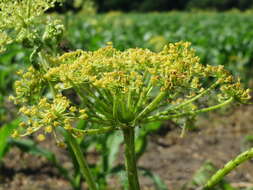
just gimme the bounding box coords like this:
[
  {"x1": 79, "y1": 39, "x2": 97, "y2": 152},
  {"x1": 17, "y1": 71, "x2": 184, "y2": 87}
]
[
  {"x1": 123, "y1": 127, "x2": 141, "y2": 190},
  {"x1": 203, "y1": 147, "x2": 253, "y2": 190},
  {"x1": 67, "y1": 133, "x2": 98, "y2": 190}
]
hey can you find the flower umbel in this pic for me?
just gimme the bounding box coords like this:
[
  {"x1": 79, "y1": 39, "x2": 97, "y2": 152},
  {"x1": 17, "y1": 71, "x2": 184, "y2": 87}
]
[
  {"x1": 12, "y1": 94, "x2": 87, "y2": 139},
  {"x1": 12, "y1": 42, "x2": 250, "y2": 139}
]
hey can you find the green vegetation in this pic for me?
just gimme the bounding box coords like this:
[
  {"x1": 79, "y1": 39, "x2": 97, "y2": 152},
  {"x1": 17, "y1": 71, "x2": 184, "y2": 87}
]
[{"x1": 0, "y1": 2, "x2": 252, "y2": 189}]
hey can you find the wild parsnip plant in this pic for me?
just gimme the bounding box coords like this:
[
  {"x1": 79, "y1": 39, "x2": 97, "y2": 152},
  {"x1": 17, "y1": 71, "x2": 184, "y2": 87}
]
[
  {"x1": 1, "y1": 1, "x2": 252, "y2": 189},
  {"x1": 10, "y1": 41, "x2": 250, "y2": 189}
]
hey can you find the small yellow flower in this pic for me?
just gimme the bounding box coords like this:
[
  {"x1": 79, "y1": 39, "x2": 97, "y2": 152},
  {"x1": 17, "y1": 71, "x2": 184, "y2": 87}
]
[
  {"x1": 56, "y1": 141, "x2": 66, "y2": 148},
  {"x1": 27, "y1": 127, "x2": 34, "y2": 134},
  {"x1": 106, "y1": 41, "x2": 113, "y2": 46},
  {"x1": 53, "y1": 121, "x2": 60, "y2": 127},
  {"x1": 16, "y1": 70, "x2": 24, "y2": 75},
  {"x1": 8, "y1": 95, "x2": 15, "y2": 101},
  {"x1": 37, "y1": 134, "x2": 46, "y2": 141},
  {"x1": 79, "y1": 109, "x2": 86, "y2": 114},
  {"x1": 11, "y1": 130, "x2": 19, "y2": 138},
  {"x1": 70, "y1": 106, "x2": 77, "y2": 112},
  {"x1": 19, "y1": 122, "x2": 26, "y2": 128},
  {"x1": 64, "y1": 124, "x2": 73, "y2": 130},
  {"x1": 45, "y1": 126, "x2": 53, "y2": 133},
  {"x1": 79, "y1": 113, "x2": 88, "y2": 120}
]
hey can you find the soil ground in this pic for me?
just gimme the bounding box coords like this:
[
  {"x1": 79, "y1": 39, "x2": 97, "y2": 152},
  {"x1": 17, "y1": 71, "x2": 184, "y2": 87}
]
[{"x1": 0, "y1": 105, "x2": 253, "y2": 190}]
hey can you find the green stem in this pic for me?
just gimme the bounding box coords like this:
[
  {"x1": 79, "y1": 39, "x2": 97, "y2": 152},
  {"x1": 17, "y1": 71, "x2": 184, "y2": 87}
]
[
  {"x1": 67, "y1": 133, "x2": 98, "y2": 190},
  {"x1": 135, "y1": 91, "x2": 166, "y2": 122},
  {"x1": 38, "y1": 52, "x2": 57, "y2": 96},
  {"x1": 146, "y1": 97, "x2": 234, "y2": 122},
  {"x1": 113, "y1": 94, "x2": 119, "y2": 120},
  {"x1": 153, "y1": 80, "x2": 220, "y2": 118},
  {"x1": 72, "y1": 126, "x2": 116, "y2": 136},
  {"x1": 83, "y1": 85, "x2": 112, "y2": 112},
  {"x1": 203, "y1": 147, "x2": 253, "y2": 190},
  {"x1": 123, "y1": 127, "x2": 141, "y2": 190},
  {"x1": 26, "y1": 0, "x2": 32, "y2": 18}
]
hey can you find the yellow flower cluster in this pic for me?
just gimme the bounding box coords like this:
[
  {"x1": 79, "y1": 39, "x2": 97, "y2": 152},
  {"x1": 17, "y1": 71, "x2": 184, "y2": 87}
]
[
  {"x1": 0, "y1": 0, "x2": 63, "y2": 51},
  {"x1": 12, "y1": 94, "x2": 88, "y2": 140},
  {"x1": 0, "y1": 0, "x2": 61, "y2": 29},
  {"x1": 12, "y1": 42, "x2": 250, "y2": 139},
  {"x1": 10, "y1": 66, "x2": 45, "y2": 104},
  {"x1": 47, "y1": 42, "x2": 203, "y2": 92},
  {"x1": 46, "y1": 42, "x2": 248, "y2": 97},
  {"x1": 0, "y1": 32, "x2": 12, "y2": 53},
  {"x1": 44, "y1": 42, "x2": 250, "y2": 124}
]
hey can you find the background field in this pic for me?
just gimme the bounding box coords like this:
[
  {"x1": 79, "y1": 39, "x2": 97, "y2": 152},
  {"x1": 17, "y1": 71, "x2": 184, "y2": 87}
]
[{"x1": 0, "y1": 10, "x2": 253, "y2": 190}]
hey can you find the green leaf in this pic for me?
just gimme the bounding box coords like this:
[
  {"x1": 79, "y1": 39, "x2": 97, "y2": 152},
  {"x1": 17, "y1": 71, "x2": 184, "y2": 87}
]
[
  {"x1": 241, "y1": 134, "x2": 253, "y2": 151},
  {"x1": 135, "y1": 121, "x2": 162, "y2": 160},
  {"x1": 76, "y1": 119, "x2": 88, "y2": 130},
  {"x1": 0, "y1": 119, "x2": 20, "y2": 160},
  {"x1": 139, "y1": 167, "x2": 168, "y2": 190},
  {"x1": 143, "y1": 121, "x2": 163, "y2": 132},
  {"x1": 107, "y1": 131, "x2": 123, "y2": 170},
  {"x1": 110, "y1": 164, "x2": 129, "y2": 190}
]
